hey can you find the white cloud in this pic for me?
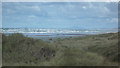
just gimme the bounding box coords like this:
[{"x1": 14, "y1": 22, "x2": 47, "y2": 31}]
[
  {"x1": 82, "y1": 6, "x2": 87, "y2": 9},
  {"x1": 103, "y1": 7, "x2": 110, "y2": 13},
  {"x1": 30, "y1": 6, "x2": 41, "y2": 11},
  {"x1": 111, "y1": 18, "x2": 118, "y2": 23},
  {"x1": 49, "y1": 5, "x2": 54, "y2": 7},
  {"x1": 13, "y1": 3, "x2": 41, "y2": 12},
  {"x1": 99, "y1": 7, "x2": 110, "y2": 17},
  {"x1": 94, "y1": 5, "x2": 111, "y2": 18},
  {"x1": 6, "y1": 9, "x2": 16, "y2": 14},
  {"x1": 28, "y1": 15, "x2": 37, "y2": 18},
  {"x1": 106, "y1": 18, "x2": 118, "y2": 23},
  {"x1": 88, "y1": 3, "x2": 94, "y2": 8}
]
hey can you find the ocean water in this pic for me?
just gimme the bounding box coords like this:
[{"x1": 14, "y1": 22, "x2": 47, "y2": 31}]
[{"x1": 2, "y1": 28, "x2": 118, "y2": 38}]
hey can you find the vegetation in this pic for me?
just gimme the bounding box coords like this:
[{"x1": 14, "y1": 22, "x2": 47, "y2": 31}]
[
  {"x1": 2, "y1": 33, "x2": 56, "y2": 66},
  {"x1": 2, "y1": 33, "x2": 119, "y2": 66},
  {"x1": 0, "y1": 33, "x2": 2, "y2": 67}
]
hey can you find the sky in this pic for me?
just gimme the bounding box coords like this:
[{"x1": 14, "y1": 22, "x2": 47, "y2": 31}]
[
  {"x1": 0, "y1": 2, "x2": 1, "y2": 28},
  {"x1": 2, "y1": 2, "x2": 118, "y2": 29}
]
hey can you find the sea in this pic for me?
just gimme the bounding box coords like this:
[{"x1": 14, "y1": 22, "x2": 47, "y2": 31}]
[{"x1": 1, "y1": 28, "x2": 118, "y2": 39}]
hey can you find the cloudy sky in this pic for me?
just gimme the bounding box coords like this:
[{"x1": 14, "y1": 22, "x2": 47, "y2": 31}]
[{"x1": 2, "y1": 2, "x2": 118, "y2": 29}]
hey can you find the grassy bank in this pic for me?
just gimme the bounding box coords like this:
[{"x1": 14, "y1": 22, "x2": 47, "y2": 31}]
[{"x1": 2, "y1": 32, "x2": 119, "y2": 66}]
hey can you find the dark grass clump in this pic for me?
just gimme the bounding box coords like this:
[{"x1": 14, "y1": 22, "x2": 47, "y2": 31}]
[{"x1": 2, "y1": 33, "x2": 56, "y2": 65}]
